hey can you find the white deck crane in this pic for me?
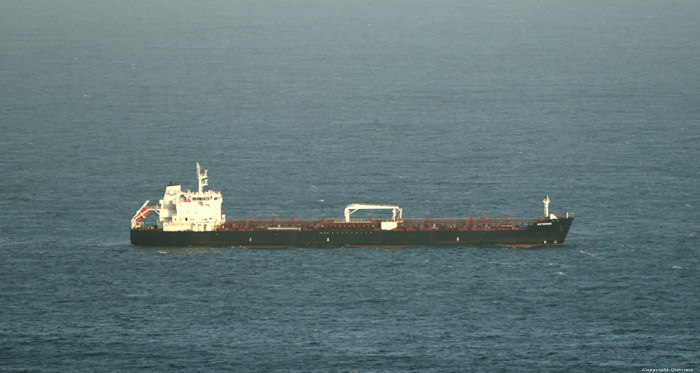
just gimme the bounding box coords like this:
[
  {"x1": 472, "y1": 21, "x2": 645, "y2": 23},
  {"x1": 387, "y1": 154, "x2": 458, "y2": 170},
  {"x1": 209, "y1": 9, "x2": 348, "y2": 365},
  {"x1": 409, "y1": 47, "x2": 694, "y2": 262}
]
[{"x1": 344, "y1": 203, "x2": 403, "y2": 223}]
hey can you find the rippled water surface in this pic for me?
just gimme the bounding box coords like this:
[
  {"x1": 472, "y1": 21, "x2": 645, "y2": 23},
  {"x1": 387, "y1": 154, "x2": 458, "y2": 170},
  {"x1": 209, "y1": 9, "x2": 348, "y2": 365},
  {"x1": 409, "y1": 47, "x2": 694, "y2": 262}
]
[{"x1": 2, "y1": 0, "x2": 699, "y2": 371}]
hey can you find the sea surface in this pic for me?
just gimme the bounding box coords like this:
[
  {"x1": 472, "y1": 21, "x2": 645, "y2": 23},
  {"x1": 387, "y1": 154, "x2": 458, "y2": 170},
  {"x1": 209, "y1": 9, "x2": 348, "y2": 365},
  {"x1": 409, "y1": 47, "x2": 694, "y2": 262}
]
[{"x1": 1, "y1": 0, "x2": 699, "y2": 371}]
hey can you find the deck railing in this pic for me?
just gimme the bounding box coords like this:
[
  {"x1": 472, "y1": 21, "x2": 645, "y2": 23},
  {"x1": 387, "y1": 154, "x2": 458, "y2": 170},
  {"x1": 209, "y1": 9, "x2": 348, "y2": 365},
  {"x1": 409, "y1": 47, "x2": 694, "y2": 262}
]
[{"x1": 221, "y1": 216, "x2": 543, "y2": 229}]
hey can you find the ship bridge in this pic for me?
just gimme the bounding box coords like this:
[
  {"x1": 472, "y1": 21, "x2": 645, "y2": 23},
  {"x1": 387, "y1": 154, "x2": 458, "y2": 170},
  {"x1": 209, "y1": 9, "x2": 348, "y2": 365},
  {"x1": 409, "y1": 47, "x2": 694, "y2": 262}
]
[{"x1": 130, "y1": 162, "x2": 225, "y2": 232}]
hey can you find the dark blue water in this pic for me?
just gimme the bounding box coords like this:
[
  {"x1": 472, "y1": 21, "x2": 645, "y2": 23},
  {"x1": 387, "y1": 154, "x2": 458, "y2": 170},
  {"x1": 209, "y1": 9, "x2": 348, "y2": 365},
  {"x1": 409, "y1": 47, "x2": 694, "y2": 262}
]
[{"x1": 2, "y1": 0, "x2": 699, "y2": 371}]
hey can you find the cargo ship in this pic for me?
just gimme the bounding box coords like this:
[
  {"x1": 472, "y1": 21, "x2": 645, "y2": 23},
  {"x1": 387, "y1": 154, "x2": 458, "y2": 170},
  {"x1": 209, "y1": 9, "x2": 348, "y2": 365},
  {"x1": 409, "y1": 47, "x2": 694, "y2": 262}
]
[{"x1": 130, "y1": 163, "x2": 574, "y2": 248}]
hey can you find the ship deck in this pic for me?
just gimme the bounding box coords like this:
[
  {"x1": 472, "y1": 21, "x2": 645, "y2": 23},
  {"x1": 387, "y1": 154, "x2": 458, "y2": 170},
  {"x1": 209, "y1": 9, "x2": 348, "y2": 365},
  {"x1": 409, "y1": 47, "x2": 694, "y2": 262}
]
[{"x1": 214, "y1": 216, "x2": 543, "y2": 232}]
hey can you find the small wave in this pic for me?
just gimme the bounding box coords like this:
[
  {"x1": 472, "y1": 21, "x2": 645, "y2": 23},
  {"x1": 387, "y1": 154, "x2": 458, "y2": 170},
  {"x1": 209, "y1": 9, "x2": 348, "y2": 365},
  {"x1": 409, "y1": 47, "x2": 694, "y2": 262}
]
[
  {"x1": 579, "y1": 250, "x2": 598, "y2": 257},
  {"x1": 672, "y1": 265, "x2": 683, "y2": 270},
  {"x1": 488, "y1": 262, "x2": 520, "y2": 266}
]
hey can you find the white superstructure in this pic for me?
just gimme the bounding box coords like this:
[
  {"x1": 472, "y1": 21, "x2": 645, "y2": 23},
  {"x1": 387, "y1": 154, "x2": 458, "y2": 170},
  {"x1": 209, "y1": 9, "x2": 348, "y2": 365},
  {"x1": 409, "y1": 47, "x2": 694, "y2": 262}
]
[{"x1": 131, "y1": 162, "x2": 225, "y2": 232}]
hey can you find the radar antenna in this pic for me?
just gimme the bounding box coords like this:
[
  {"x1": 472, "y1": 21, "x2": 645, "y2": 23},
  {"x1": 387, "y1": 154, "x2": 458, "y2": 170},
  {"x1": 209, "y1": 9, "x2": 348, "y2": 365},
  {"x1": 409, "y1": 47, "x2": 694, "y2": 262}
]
[{"x1": 196, "y1": 162, "x2": 208, "y2": 192}]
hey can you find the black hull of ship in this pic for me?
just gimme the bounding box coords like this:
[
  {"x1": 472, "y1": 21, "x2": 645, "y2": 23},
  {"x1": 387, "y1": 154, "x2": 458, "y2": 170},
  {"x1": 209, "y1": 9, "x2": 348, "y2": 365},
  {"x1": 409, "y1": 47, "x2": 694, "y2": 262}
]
[{"x1": 131, "y1": 217, "x2": 574, "y2": 248}]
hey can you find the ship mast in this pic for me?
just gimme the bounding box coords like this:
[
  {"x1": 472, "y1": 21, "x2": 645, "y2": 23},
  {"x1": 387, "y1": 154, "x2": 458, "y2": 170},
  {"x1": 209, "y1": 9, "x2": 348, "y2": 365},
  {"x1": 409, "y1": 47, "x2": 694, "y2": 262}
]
[
  {"x1": 196, "y1": 162, "x2": 208, "y2": 193},
  {"x1": 543, "y1": 195, "x2": 550, "y2": 217}
]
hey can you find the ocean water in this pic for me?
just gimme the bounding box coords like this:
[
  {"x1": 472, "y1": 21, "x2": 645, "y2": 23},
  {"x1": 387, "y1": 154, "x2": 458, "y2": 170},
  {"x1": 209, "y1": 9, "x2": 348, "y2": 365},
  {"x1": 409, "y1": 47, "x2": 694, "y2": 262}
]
[{"x1": 1, "y1": 0, "x2": 699, "y2": 371}]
